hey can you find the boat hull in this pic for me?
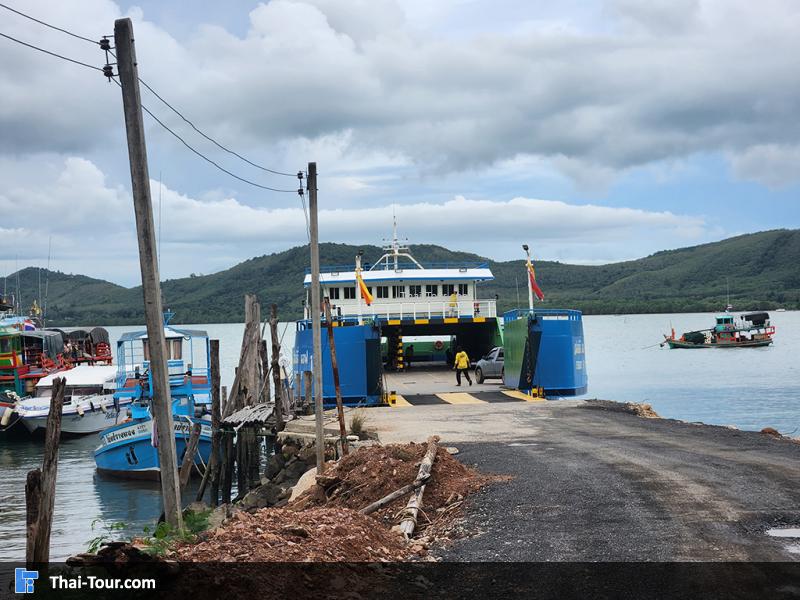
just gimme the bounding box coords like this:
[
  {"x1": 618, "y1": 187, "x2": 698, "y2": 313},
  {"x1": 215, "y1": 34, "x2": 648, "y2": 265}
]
[
  {"x1": 94, "y1": 417, "x2": 212, "y2": 480},
  {"x1": 18, "y1": 394, "x2": 131, "y2": 436},
  {"x1": 665, "y1": 338, "x2": 773, "y2": 349}
]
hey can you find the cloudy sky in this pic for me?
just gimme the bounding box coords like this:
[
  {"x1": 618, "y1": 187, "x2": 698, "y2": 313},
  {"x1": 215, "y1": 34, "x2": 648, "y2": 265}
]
[{"x1": 1, "y1": 0, "x2": 798, "y2": 286}]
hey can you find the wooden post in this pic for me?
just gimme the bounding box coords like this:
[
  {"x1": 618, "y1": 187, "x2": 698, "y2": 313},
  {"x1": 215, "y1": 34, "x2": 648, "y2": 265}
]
[
  {"x1": 269, "y1": 304, "x2": 284, "y2": 432},
  {"x1": 399, "y1": 435, "x2": 439, "y2": 538},
  {"x1": 197, "y1": 339, "x2": 221, "y2": 504},
  {"x1": 308, "y1": 162, "x2": 325, "y2": 472},
  {"x1": 25, "y1": 470, "x2": 42, "y2": 567},
  {"x1": 26, "y1": 377, "x2": 66, "y2": 564},
  {"x1": 179, "y1": 422, "x2": 202, "y2": 488},
  {"x1": 304, "y1": 371, "x2": 312, "y2": 415},
  {"x1": 115, "y1": 17, "x2": 182, "y2": 530},
  {"x1": 259, "y1": 340, "x2": 270, "y2": 406},
  {"x1": 323, "y1": 297, "x2": 349, "y2": 455}
]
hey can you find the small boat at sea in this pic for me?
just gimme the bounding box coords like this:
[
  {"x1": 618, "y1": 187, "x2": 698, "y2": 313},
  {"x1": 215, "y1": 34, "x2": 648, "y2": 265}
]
[
  {"x1": 16, "y1": 365, "x2": 130, "y2": 435},
  {"x1": 93, "y1": 318, "x2": 212, "y2": 479},
  {"x1": 662, "y1": 312, "x2": 775, "y2": 349}
]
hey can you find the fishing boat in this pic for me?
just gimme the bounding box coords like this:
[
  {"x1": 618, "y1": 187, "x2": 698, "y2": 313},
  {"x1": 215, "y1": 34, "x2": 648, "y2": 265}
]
[
  {"x1": 46, "y1": 327, "x2": 113, "y2": 365},
  {"x1": 662, "y1": 312, "x2": 776, "y2": 349},
  {"x1": 0, "y1": 325, "x2": 71, "y2": 434},
  {"x1": 93, "y1": 317, "x2": 212, "y2": 479},
  {"x1": 16, "y1": 365, "x2": 130, "y2": 435}
]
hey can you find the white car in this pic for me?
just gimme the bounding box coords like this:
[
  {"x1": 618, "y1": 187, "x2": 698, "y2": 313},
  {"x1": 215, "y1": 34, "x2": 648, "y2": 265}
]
[{"x1": 475, "y1": 347, "x2": 504, "y2": 383}]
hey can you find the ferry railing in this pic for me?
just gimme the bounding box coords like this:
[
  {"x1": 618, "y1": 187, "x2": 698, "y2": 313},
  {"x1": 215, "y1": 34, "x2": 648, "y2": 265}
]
[
  {"x1": 363, "y1": 299, "x2": 496, "y2": 320},
  {"x1": 305, "y1": 261, "x2": 490, "y2": 274},
  {"x1": 503, "y1": 308, "x2": 582, "y2": 324}
]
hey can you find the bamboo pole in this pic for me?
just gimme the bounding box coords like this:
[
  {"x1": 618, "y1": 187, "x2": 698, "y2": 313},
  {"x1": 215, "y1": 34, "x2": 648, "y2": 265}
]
[
  {"x1": 323, "y1": 297, "x2": 349, "y2": 455},
  {"x1": 26, "y1": 377, "x2": 66, "y2": 564},
  {"x1": 399, "y1": 435, "x2": 439, "y2": 538},
  {"x1": 304, "y1": 371, "x2": 312, "y2": 415},
  {"x1": 359, "y1": 475, "x2": 430, "y2": 515}
]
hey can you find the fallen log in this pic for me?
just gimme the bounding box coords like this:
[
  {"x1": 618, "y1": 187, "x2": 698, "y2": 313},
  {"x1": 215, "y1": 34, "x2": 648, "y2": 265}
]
[
  {"x1": 399, "y1": 435, "x2": 439, "y2": 539},
  {"x1": 358, "y1": 475, "x2": 430, "y2": 516}
]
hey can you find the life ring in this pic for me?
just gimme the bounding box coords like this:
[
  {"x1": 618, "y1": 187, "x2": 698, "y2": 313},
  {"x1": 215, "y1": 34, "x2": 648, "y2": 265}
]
[{"x1": 433, "y1": 340, "x2": 444, "y2": 351}]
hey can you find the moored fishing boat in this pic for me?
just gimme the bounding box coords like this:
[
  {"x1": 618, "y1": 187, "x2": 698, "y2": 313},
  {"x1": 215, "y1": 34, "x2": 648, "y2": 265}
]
[
  {"x1": 0, "y1": 325, "x2": 71, "y2": 434},
  {"x1": 662, "y1": 312, "x2": 775, "y2": 349},
  {"x1": 93, "y1": 317, "x2": 212, "y2": 479},
  {"x1": 17, "y1": 365, "x2": 130, "y2": 435}
]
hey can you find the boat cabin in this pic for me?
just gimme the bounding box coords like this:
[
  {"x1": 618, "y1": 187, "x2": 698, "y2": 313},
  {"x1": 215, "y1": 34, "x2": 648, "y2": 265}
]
[
  {"x1": 113, "y1": 324, "x2": 211, "y2": 416},
  {"x1": 34, "y1": 364, "x2": 117, "y2": 401},
  {"x1": 302, "y1": 231, "x2": 496, "y2": 322},
  {"x1": 0, "y1": 330, "x2": 66, "y2": 395}
]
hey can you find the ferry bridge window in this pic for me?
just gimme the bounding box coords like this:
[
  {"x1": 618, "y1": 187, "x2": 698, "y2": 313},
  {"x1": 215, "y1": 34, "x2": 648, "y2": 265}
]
[
  {"x1": 425, "y1": 284, "x2": 438, "y2": 297},
  {"x1": 328, "y1": 287, "x2": 340, "y2": 300},
  {"x1": 458, "y1": 284, "x2": 469, "y2": 296},
  {"x1": 344, "y1": 287, "x2": 356, "y2": 300},
  {"x1": 392, "y1": 285, "x2": 405, "y2": 298},
  {"x1": 442, "y1": 284, "x2": 455, "y2": 296},
  {"x1": 376, "y1": 286, "x2": 389, "y2": 299},
  {"x1": 409, "y1": 285, "x2": 422, "y2": 297}
]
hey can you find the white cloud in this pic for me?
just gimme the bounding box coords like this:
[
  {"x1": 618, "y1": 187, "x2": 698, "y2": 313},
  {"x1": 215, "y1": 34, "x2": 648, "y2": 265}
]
[
  {"x1": 729, "y1": 144, "x2": 800, "y2": 189},
  {"x1": 0, "y1": 156, "x2": 716, "y2": 284},
  {"x1": 2, "y1": 0, "x2": 800, "y2": 185}
]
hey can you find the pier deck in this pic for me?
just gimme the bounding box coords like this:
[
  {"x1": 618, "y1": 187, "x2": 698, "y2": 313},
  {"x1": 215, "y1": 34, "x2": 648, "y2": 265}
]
[{"x1": 364, "y1": 400, "x2": 800, "y2": 561}]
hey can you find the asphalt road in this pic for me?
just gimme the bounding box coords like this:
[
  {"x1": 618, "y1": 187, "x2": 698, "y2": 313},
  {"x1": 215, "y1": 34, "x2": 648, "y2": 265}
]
[{"x1": 434, "y1": 403, "x2": 800, "y2": 562}]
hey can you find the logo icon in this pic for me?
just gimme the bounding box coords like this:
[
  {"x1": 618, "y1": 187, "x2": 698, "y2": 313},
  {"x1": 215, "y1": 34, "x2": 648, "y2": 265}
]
[{"x1": 14, "y1": 568, "x2": 38, "y2": 594}]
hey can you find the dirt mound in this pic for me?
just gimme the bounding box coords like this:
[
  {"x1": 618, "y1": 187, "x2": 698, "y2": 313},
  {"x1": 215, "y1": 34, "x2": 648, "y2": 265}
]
[
  {"x1": 292, "y1": 443, "x2": 488, "y2": 525},
  {"x1": 175, "y1": 507, "x2": 412, "y2": 562}
]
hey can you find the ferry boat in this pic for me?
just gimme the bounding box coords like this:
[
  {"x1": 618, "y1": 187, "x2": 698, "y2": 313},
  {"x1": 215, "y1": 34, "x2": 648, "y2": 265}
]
[
  {"x1": 662, "y1": 312, "x2": 775, "y2": 349},
  {"x1": 293, "y1": 226, "x2": 587, "y2": 403},
  {"x1": 93, "y1": 317, "x2": 212, "y2": 479},
  {"x1": 17, "y1": 365, "x2": 130, "y2": 435}
]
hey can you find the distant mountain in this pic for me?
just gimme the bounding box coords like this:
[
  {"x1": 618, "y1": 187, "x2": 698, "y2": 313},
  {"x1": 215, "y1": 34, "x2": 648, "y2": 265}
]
[{"x1": 4, "y1": 229, "x2": 799, "y2": 325}]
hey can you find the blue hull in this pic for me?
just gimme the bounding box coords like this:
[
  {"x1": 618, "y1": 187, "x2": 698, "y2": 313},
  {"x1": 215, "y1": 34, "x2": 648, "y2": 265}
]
[
  {"x1": 503, "y1": 308, "x2": 588, "y2": 397},
  {"x1": 293, "y1": 323, "x2": 383, "y2": 406},
  {"x1": 94, "y1": 417, "x2": 212, "y2": 480}
]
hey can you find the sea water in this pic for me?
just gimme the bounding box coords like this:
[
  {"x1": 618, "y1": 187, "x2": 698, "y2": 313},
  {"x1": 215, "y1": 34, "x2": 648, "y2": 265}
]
[{"x1": 0, "y1": 313, "x2": 797, "y2": 560}]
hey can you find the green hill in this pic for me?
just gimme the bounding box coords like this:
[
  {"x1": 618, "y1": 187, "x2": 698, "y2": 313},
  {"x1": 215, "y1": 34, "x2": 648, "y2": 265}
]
[{"x1": 5, "y1": 229, "x2": 799, "y2": 325}]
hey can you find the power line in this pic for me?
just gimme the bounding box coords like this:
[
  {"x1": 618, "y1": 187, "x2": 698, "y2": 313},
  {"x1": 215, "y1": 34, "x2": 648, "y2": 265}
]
[
  {"x1": 137, "y1": 78, "x2": 299, "y2": 178},
  {"x1": 0, "y1": 30, "x2": 102, "y2": 71},
  {"x1": 0, "y1": 2, "x2": 100, "y2": 45},
  {"x1": 111, "y1": 78, "x2": 300, "y2": 193}
]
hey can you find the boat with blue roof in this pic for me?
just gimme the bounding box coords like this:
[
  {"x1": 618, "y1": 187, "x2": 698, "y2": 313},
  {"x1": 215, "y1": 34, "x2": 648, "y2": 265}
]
[{"x1": 93, "y1": 314, "x2": 212, "y2": 479}]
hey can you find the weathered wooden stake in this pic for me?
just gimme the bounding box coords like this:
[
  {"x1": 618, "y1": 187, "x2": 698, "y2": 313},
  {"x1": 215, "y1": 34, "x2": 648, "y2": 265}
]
[
  {"x1": 323, "y1": 297, "x2": 349, "y2": 455},
  {"x1": 198, "y1": 339, "x2": 222, "y2": 505},
  {"x1": 115, "y1": 17, "x2": 182, "y2": 530},
  {"x1": 26, "y1": 377, "x2": 66, "y2": 564},
  {"x1": 304, "y1": 371, "x2": 312, "y2": 415},
  {"x1": 269, "y1": 303, "x2": 284, "y2": 432},
  {"x1": 179, "y1": 422, "x2": 202, "y2": 488},
  {"x1": 399, "y1": 435, "x2": 439, "y2": 538}
]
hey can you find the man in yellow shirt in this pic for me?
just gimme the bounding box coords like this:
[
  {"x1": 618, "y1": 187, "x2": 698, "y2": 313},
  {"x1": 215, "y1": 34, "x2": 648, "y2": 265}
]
[{"x1": 453, "y1": 346, "x2": 472, "y2": 386}]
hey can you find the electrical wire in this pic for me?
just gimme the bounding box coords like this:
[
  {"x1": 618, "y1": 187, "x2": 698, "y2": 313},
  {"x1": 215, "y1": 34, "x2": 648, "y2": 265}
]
[
  {"x1": 0, "y1": 30, "x2": 102, "y2": 71},
  {"x1": 0, "y1": 2, "x2": 100, "y2": 45},
  {"x1": 137, "y1": 78, "x2": 298, "y2": 178},
  {"x1": 111, "y1": 78, "x2": 299, "y2": 193}
]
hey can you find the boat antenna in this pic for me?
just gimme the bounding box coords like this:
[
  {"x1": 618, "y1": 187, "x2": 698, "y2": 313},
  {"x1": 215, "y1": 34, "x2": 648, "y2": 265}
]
[{"x1": 15, "y1": 255, "x2": 20, "y2": 316}]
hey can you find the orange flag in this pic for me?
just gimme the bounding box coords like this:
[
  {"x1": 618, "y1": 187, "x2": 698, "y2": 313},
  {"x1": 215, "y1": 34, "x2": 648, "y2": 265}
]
[
  {"x1": 527, "y1": 257, "x2": 545, "y2": 301},
  {"x1": 356, "y1": 268, "x2": 373, "y2": 305}
]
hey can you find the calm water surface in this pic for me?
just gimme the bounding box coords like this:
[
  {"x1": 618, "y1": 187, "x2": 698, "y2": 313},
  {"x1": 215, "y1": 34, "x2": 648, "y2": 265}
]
[{"x1": 0, "y1": 313, "x2": 797, "y2": 560}]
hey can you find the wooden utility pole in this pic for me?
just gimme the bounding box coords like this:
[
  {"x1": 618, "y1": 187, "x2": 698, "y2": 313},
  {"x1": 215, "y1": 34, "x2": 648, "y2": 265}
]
[
  {"x1": 26, "y1": 377, "x2": 66, "y2": 564},
  {"x1": 308, "y1": 162, "x2": 325, "y2": 472},
  {"x1": 323, "y1": 297, "x2": 349, "y2": 455},
  {"x1": 114, "y1": 17, "x2": 182, "y2": 529},
  {"x1": 269, "y1": 304, "x2": 284, "y2": 431}
]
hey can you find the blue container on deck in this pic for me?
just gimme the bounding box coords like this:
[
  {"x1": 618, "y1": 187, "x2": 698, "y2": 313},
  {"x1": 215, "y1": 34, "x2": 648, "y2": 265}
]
[
  {"x1": 502, "y1": 308, "x2": 587, "y2": 396},
  {"x1": 293, "y1": 321, "x2": 383, "y2": 406}
]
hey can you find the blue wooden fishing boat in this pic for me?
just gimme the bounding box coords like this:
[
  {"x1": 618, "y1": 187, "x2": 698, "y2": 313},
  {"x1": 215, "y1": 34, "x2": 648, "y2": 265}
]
[{"x1": 94, "y1": 316, "x2": 212, "y2": 479}]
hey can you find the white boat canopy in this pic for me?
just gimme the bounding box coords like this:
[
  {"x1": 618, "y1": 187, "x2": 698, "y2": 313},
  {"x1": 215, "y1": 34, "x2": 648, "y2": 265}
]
[{"x1": 35, "y1": 364, "x2": 117, "y2": 388}]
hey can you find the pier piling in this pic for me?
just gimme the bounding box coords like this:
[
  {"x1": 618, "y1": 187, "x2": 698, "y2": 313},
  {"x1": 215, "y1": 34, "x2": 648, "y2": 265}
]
[{"x1": 25, "y1": 376, "x2": 65, "y2": 564}]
